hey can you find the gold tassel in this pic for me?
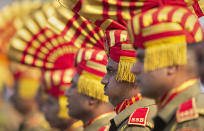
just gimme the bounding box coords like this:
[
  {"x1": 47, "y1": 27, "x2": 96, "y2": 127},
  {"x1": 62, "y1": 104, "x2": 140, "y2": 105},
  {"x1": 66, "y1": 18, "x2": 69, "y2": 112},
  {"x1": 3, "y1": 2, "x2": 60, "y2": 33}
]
[
  {"x1": 18, "y1": 78, "x2": 40, "y2": 99},
  {"x1": 116, "y1": 56, "x2": 136, "y2": 83},
  {"x1": 144, "y1": 42, "x2": 187, "y2": 71},
  {"x1": 58, "y1": 96, "x2": 69, "y2": 118},
  {"x1": 77, "y1": 71, "x2": 108, "y2": 102}
]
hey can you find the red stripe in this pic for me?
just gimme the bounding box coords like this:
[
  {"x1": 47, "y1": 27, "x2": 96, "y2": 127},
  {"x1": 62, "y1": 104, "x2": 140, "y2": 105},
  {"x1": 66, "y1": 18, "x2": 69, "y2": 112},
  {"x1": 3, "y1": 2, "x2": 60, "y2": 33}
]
[
  {"x1": 32, "y1": 34, "x2": 59, "y2": 67},
  {"x1": 116, "y1": 0, "x2": 123, "y2": 23},
  {"x1": 81, "y1": 25, "x2": 104, "y2": 49},
  {"x1": 21, "y1": 28, "x2": 48, "y2": 64},
  {"x1": 168, "y1": 6, "x2": 178, "y2": 22},
  {"x1": 193, "y1": 0, "x2": 204, "y2": 18},
  {"x1": 143, "y1": 30, "x2": 186, "y2": 44},
  {"x1": 72, "y1": 0, "x2": 83, "y2": 13},
  {"x1": 61, "y1": 13, "x2": 80, "y2": 37},
  {"x1": 70, "y1": 18, "x2": 90, "y2": 45},
  {"x1": 102, "y1": 0, "x2": 109, "y2": 19},
  {"x1": 192, "y1": 22, "x2": 201, "y2": 37}
]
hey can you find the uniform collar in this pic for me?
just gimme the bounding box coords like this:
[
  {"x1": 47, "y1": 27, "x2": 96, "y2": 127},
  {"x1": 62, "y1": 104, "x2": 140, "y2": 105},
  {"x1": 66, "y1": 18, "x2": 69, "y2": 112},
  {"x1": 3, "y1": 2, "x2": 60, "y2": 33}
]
[
  {"x1": 84, "y1": 111, "x2": 116, "y2": 131},
  {"x1": 113, "y1": 97, "x2": 155, "y2": 127},
  {"x1": 156, "y1": 80, "x2": 201, "y2": 124},
  {"x1": 115, "y1": 94, "x2": 143, "y2": 114}
]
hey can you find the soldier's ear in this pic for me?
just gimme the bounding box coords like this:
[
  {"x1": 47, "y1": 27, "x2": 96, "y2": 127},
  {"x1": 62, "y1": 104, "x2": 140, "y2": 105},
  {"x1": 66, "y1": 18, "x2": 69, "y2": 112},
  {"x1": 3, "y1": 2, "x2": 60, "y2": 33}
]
[
  {"x1": 88, "y1": 97, "x2": 100, "y2": 106},
  {"x1": 166, "y1": 66, "x2": 178, "y2": 76}
]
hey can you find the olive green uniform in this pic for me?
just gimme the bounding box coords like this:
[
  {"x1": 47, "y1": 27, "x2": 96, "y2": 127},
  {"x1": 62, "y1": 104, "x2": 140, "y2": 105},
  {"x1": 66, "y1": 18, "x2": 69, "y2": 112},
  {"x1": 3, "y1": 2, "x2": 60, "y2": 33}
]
[
  {"x1": 109, "y1": 98, "x2": 157, "y2": 131},
  {"x1": 0, "y1": 100, "x2": 22, "y2": 131},
  {"x1": 85, "y1": 112, "x2": 116, "y2": 131},
  {"x1": 153, "y1": 82, "x2": 204, "y2": 131},
  {"x1": 19, "y1": 111, "x2": 51, "y2": 131}
]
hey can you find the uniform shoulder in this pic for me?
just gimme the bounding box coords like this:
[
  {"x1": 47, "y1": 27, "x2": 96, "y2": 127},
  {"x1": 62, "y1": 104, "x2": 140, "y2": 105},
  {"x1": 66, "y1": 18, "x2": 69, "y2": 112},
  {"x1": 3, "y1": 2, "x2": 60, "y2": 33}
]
[
  {"x1": 176, "y1": 96, "x2": 204, "y2": 123},
  {"x1": 127, "y1": 107, "x2": 155, "y2": 130}
]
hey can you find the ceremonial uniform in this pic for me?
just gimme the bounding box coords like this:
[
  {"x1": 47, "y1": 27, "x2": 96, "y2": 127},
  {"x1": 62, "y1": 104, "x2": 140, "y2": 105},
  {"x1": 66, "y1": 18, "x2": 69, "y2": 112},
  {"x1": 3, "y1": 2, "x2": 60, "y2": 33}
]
[
  {"x1": 7, "y1": 2, "x2": 83, "y2": 131},
  {"x1": 109, "y1": 97, "x2": 156, "y2": 131},
  {"x1": 0, "y1": 100, "x2": 22, "y2": 131},
  {"x1": 128, "y1": 2, "x2": 204, "y2": 131},
  {"x1": 54, "y1": 1, "x2": 159, "y2": 131},
  {"x1": 74, "y1": 48, "x2": 116, "y2": 130},
  {"x1": 153, "y1": 80, "x2": 204, "y2": 131},
  {"x1": 84, "y1": 111, "x2": 116, "y2": 131},
  {"x1": 19, "y1": 111, "x2": 50, "y2": 131}
]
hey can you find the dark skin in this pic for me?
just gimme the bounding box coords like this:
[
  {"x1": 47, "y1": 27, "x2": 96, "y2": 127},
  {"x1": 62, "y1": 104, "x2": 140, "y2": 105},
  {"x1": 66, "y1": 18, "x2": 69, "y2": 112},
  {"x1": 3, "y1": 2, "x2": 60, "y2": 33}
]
[
  {"x1": 194, "y1": 41, "x2": 204, "y2": 84},
  {"x1": 101, "y1": 58, "x2": 140, "y2": 107},
  {"x1": 66, "y1": 73, "x2": 113, "y2": 124},
  {"x1": 42, "y1": 94, "x2": 75, "y2": 130},
  {"x1": 131, "y1": 48, "x2": 198, "y2": 100},
  {"x1": 10, "y1": 81, "x2": 38, "y2": 115}
]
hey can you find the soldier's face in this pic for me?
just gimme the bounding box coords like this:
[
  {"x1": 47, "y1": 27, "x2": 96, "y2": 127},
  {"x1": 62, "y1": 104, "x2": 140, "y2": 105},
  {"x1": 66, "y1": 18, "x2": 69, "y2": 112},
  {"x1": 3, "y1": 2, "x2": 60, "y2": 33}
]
[
  {"x1": 42, "y1": 95, "x2": 70, "y2": 130},
  {"x1": 66, "y1": 73, "x2": 92, "y2": 120},
  {"x1": 101, "y1": 58, "x2": 136, "y2": 107},
  {"x1": 195, "y1": 43, "x2": 204, "y2": 84},
  {"x1": 131, "y1": 49, "x2": 169, "y2": 99}
]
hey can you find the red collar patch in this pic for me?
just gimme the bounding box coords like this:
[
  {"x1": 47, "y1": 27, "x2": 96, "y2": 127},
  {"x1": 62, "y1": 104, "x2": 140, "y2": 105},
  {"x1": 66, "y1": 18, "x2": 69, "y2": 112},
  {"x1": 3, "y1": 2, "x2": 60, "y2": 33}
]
[{"x1": 128, "y1": 107, "x2": 150, "y2": 126}]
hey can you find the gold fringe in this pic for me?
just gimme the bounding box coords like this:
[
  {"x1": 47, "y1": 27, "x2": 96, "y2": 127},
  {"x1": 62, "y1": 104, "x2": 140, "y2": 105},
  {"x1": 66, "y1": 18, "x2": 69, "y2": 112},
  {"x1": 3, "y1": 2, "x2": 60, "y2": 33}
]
[
  {"x1": 58, "y1": 96, "x2": 69, "y2": 118},
  {"x1": 77, "y1": 71, "x2": 108, "y2": 102},
  {"x1": 144, "y1": 42, "x2": 187, "y2": 71},
  {"x1": 116, "y1": 57, "x2": 136, "y2": 83}
]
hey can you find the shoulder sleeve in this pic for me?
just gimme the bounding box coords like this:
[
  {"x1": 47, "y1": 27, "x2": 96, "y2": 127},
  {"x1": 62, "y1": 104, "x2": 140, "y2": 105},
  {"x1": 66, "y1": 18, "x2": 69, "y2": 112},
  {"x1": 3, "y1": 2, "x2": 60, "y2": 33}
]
[
  {"x1": 176, "y1": 95, "x2": 204, "y2": 123},
  {"x1": 127, "y1": 107, "x2": 154, "y2": 130}
]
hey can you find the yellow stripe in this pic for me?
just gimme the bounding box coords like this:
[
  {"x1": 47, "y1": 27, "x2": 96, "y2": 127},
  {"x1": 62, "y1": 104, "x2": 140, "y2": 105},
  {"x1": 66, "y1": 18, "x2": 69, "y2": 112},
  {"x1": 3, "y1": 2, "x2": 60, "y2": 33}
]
[
  {"x1": 185, "y1": 15, "x2": 198, "y2": 32},
  {"x1": 132, "y1": 15, "x2": 140, "y2": 35},
  {"x1": 85, "y1": 49, "x2": 94, "y2": 60},
  {"x1": 142, "y1": 23, "x2": 183, "y2": 37},
  {"x1": 172, "y1": 8, "x2": 188, "y2": 23},
  {"x1": 143, "y1": 8, "x2": 157, "y2": 27},
  {"x1": 100, "y1": 20, "x2": 112, "y2": 31},
  {"x1": 77, "y1": 49, "x2": 83, "y2": 64},
  {"x1": 96, "y1": 51, "x2": 106, "y2": 61},
  {"x1": 158, "y1": 6, "x2": 173, "y2": 22},
  {"x1": 110, "y1": 31, "x2": 116, "y2": 47},
  {"x1": 144, "y1": 35, "x2": 186, "y2": 48},
  {"x1": 86, "y1": 61, "x2": 107, "y2": 73},
  {"x1": 120, "y1": 31, "x2": 128, "y2": 42},
  {"x1": 194, "y1": 27, "x2": 203, "y2": 42},
  {"x1": 121, "y1": 44, "x2": 135, "y2": 51}
]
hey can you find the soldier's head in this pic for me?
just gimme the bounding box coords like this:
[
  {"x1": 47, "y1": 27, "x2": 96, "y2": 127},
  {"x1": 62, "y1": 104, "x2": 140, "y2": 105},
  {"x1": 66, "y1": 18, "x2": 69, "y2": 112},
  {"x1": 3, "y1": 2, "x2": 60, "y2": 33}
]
[
  {"x1": 66, "y1": 48, "x2": 113, "y2": 121},
  {"x1": 128, "y1": 6, "x2": 203, "y2": 100},
  {"x1": 101, "y1": 30, "x2": 139, "y2": 107},
  {"x1": 41, "y1": 68, "x2": 78, "y2": 130},
  {"x1": 10, "y1": 63, "x2": 41, "y2": 115}
]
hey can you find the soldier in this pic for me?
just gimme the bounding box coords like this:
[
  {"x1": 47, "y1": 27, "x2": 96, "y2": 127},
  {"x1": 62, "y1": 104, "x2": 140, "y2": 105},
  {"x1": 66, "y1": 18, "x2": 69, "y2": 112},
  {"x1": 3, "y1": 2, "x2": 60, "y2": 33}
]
[
  {"x1": 51, "y1": 1, "x2": 160, "y2": 130},
  {"x1": 191, "y1": 0, "x2": 204, "y2": 92},
  {"x1": 128, "y1": 4, "x2": 204, "y2": 131},
  {"x1": 7, "y1": 2, "x2": 85, "y2": 131},
  {"x1": 10, "y1": 63, "x2": 51, "y2": 131},
  {"x1": 41, "y1": 69, "x2": 83, "y2": 131},
  {"x1": 99, "y1": 27, "x2": 157, "y2": 131},
  {"x1": 66, "y1": 48, "x2": 115, "y2": 131},
  {"x1": 0, "y1": 59, "x2": 22, "y2": 131}
]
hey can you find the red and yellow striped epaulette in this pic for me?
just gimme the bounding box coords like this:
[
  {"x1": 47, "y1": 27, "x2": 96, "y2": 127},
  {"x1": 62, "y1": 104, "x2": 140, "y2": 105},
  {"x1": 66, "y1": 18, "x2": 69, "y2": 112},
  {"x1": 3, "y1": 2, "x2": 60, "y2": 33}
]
[
  {"x1": 176, "y1": 98, "x2": 199, "y2": 123},
  {"x1": 127, "y1": 108, "x2": 153, "y2": 129}
]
